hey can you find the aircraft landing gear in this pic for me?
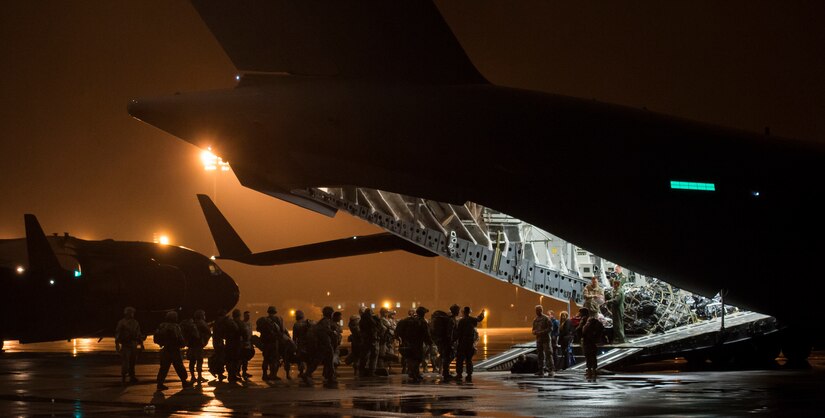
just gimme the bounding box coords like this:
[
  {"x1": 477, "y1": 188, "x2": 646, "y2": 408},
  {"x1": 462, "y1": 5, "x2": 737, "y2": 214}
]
[{"x1": 780, "y1": 327, "x2": 813, "y2": 367}]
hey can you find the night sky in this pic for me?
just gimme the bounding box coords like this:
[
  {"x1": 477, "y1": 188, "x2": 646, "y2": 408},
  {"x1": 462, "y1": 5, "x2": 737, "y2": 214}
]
[{"x1": 2, "y1": 1, "x2": 824, "y2": 326}]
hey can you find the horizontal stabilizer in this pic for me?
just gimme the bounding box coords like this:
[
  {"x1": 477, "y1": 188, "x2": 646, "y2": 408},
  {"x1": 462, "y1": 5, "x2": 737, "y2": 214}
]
[
  {"x1": 226, "y1": 232, "x2": 436, "y2": 266},
  {"x1": 196, "y1": 194, "x2": 252, "y2": 258},
  {"x1": 190, "y1": 0, "x2": 487, "y2": 84},
  {"x1": 24, "y1": 214, "x2": 64, "y2": 277}
]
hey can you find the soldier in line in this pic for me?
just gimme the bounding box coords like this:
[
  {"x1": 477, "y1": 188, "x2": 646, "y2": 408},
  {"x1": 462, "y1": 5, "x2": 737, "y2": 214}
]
[
  {"x1": 398, "y1": 309, "x2": 416, "y2": 375},
  {"x1": 359, "y1": 307, "x2": 381, "y2": 377},
  {"x1": 431, "y1": 304, "x2": 460, "y2": 381},
  {"x1": 187, "y1": 310, "x2": 211, "y2": 384},
  {"x1": 531, "y1": 305, "x2": 555, "y2": 377},
  {"x1": 224, "y1": 309, "x2": 245, "y2": 384},
  {"x1": 345, "y1": 313, "x2": 362, "y2": 373},
  {"x1": 303, "y1": 306, "x2": 338, "y2": 384},
  {"x1": 549, "y1": 310, "x2": 560, "y2": 371},
  {"x1": 454, "y1": 306, "x2": 485, "y2": 383},
  {"x1": 332, "y1": 311, "x2": 344, "y2": 366},
  {"x1": 399, "y1": 306, "x2": 432, "y2": 382},
  {"x1": 115, "y1": 306, "x2": 144, "y2": 385},
  {"x1": 257, "y1": 307, "x2": 280, "y2": 381},
  {"x1": 241, "y1": 311, "x2": 254, "y2": 379},
  {"x1": 377, "y1": 308, "x2": 393, "y2": 375},
  {"x1": 211, "y1": 309, "x2": 228, "y2": 382},
  {"x1": 154, "y1": 311, "x2": 192, "y2": 391},
  {"x1": 292, "y1": 310, "x2": 312, "y2": 379},
  {"x1": 581, "y1": 308, "x2": 605, "y2": 377},
  {"x1": 268, "y1": 306, "x2": 289, "y2": 379}
]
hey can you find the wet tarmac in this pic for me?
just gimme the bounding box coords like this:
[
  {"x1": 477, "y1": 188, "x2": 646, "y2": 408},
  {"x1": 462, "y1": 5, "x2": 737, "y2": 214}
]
[{"x1": 1, "y1": 329, "x2": 823, "y2": 417}]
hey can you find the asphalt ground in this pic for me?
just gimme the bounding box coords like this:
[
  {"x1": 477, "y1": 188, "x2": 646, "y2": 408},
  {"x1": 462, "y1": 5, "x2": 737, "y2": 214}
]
[{"x1": 1, "y1": 329, "x2": 823, "y2": 417}]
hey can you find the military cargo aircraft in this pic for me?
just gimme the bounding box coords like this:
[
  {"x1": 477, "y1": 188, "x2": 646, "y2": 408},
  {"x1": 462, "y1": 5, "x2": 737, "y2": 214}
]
[
  {"x1": 128, "y1": 0, "x2": 824, "y2": 359},
  {"x1": 0, "y1": 215, "x2": 238, "y2": 350}
]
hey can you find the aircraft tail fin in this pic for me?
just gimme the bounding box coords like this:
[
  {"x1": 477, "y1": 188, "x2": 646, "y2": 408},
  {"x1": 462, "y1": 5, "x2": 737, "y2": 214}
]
[
  {"x1": 197, "y1": 194, "x2": 252, "y2": 258},
  {"x1": 189, "y1": 0, "x2": 487, "y2": 84},
  {"x1": 24, "y1": 214, "x2": 64, "y2": 276}
]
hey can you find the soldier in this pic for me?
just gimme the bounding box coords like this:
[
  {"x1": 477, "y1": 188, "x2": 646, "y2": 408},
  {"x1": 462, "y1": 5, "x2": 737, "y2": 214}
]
[
  {"x1": 115, "y1": 306, "x2": 143, "y2": 385},
  {"x1": 433, "y1": 304, "x2": 461, "y2": 381},
  {"x1": 401, "y1": 306, "x2": 432, "y2": 382},
  {"x1": 188, "y1": 309, "x2": 211, "y2": 383},
  {"x1": 377, "y1": 307, "x2": 393, "y2": 375},
  {"x1": 224, "y1": 309, "x2": 244, "y2": 384},
  {"x1": 454, "y1": 306, "x2": 485, "y2": 383},
  {"x1": 268, "y1": 306, "x2": 288, "y2": 379},
  {"x1": 241, "y1": 311, "x2": 254, "y2": 379},
  {"x1": 304, "y1": 306, "x2": 337, "y2": 384},
  {"x1": 211, "y1": 309, "x2": 229, "y2": 381},
  {"x1": 359, "y1": 307, "x2": 381, "y2": 377},
  {"x1": 154, "y1": 311, "x2": 192, "y2": 391},
  {"x1": 581, "y1": 308, "x2": 605, "y2": 377},
  {"x1": 292, "y1": 310, "x2": 312, "y2": 378},
  {"x1": 549, "y1": 310, "x2": 560, "y2": 370},
  {"x1": 256, "y1": 307, "x2": 280, "y2": 381},
  {"x1": 399, "y1": 309, "x2": 416, "y2": 374},
  {"x1": 345, "y1": 314, "x2": 362, "y2": 373},
  {"x1": 531, "y1": 305, "x2": 555, "y2": 377},
  {"x1": 332, "y1": 311, "x2": 344, "y2": 372}
]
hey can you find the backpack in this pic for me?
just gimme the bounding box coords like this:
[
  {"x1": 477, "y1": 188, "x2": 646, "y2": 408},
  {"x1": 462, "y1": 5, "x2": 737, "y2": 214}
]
[
  {"x1": 395, "y1": 317, "x2": 413, "y2": 342},
  {"x1": 153, "y1": 323, "x2": 175, "y2": 347},
  {"x1": 430, "y1": 310, "x2": 450, "y2": 344},
  {"x1": 582, "y1": 317, "x2": 605, "y2": 344},
  {"x1": 180, "y1": 319, "x2": 200, "y2": 347},
  {"x1": 256, "y1": 316, "x2": 276, "y2": 343}
]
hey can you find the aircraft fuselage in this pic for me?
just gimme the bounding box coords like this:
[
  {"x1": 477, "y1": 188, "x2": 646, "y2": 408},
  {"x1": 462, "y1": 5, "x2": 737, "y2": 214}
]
[
  {"x1": 0, "y1": 236, "x2": 238, "y2": 343},
  {"x1": 129, "y1": 77, "x2": 825, "y2": 319}
]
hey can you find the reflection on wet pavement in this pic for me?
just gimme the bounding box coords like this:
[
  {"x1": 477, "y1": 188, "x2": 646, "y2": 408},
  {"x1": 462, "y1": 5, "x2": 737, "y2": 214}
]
[{"x1": 1, "y1": 335, "x2": 823, "y2": 416}]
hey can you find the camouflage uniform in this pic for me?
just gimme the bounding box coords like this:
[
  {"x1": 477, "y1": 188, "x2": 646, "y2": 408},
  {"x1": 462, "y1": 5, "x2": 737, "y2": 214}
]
[
  {"x1": 115, "y1": 309, "x2": 143, "y2": 384},
  {"x1": 154, "y1": 313, "x2": 190, "y2": 389}
]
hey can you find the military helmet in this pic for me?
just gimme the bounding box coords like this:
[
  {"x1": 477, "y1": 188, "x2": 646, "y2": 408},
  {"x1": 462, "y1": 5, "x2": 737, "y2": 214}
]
[
  {"x1": 415, "y1": 306, "x2": 429, "y2": 316},
  {"x1": 267, "y1": 306, "x2": 277, "y2": 314}
]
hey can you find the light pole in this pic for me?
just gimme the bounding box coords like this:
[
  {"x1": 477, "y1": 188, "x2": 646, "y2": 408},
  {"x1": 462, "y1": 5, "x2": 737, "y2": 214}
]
[{"x1": 201, "y1": 147, "x2": 230, "y2": 204}]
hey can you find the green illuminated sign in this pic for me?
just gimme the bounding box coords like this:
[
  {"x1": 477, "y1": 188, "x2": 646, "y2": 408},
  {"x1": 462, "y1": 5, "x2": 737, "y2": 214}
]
[{"x1": 670, "y1": 181, "x2": 715, "y2": 191}]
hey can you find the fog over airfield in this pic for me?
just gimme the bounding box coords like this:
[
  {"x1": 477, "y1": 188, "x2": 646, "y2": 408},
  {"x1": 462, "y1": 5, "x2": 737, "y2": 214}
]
[{"x1": 1, "y1": 1, "x2": 823, "y2": 325}]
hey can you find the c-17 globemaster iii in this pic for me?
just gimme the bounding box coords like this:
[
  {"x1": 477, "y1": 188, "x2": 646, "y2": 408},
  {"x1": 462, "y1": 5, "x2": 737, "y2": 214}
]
[{"x1": 128, "y1": 0, "x2": 824, "y2": 360}]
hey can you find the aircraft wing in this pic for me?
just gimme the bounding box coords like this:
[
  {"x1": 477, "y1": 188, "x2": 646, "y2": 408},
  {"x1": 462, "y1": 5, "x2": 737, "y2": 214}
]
[
  {"x1": 196, "y1": 194, "x2": 435, "y2": 265},
  {"x1": 230, "y1": 233, "x2": 436, "y2": 266}
]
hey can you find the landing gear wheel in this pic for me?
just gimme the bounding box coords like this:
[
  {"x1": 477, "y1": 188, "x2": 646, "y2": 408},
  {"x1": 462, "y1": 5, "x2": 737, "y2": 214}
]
[{"x1": 781, "y1": 327, "x2": 813, "y2": 366}]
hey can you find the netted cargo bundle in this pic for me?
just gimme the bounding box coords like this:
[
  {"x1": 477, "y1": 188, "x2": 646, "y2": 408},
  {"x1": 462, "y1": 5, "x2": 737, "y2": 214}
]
[{"x1": 620, "y1": 279, "x2": 698, "y2": 335}]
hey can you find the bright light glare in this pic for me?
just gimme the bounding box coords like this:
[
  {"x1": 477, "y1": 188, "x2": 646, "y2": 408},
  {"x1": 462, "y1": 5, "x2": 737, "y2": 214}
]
[
  {"x1": 201, "y1": 147, "x2": 230, "y2": 171},
  {"x1": 16, "y1": 266, "x2": 24, "y2": 274},
  {"x1": 289, "y1": 309, "x2": 296, "y2": 317},
  {"x1": 383, "y1": 301, "x2": 391, "y2": 309},
  {"x1": 49, "y1": 279, "x2": 55, "y2": 286},
  {"x1": 159, "y1": 235, "x2": 170, "y2": 245}
]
